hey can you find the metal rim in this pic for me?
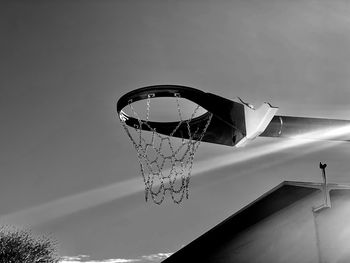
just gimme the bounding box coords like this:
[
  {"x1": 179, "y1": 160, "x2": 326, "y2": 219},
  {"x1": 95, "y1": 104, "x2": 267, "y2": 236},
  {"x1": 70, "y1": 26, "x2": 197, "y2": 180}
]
[
  {"x1": 117, "y1": 85, "x2": 210, "y2": 126},
  {"x1": 117, "y1": 85, "x2": 208, "y2": 114}
]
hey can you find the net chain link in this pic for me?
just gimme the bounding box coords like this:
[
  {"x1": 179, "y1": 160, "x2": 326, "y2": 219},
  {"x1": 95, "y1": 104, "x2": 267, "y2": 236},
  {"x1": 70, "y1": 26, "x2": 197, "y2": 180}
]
[{"x1": 120, "y1": 94, "x2": 213, "y2": 204}]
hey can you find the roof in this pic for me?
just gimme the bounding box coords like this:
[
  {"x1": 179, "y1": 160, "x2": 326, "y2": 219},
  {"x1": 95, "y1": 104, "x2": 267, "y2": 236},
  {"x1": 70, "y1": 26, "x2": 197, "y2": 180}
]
[{"x1": 163, "y1": 180, "x2": 348, "y2": 263}]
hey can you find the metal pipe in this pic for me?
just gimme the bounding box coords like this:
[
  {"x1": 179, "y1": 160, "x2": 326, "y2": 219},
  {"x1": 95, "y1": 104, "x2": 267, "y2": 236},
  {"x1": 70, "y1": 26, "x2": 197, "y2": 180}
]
[{"x1": 260, "y1": 115, "x2": 350, "y2": 142}]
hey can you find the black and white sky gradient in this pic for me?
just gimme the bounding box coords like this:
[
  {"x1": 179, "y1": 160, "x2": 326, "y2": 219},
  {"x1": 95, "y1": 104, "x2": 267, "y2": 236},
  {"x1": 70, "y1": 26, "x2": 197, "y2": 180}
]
[{"x1": 2, "y1": 0, "x2": 350, "y2": 262}]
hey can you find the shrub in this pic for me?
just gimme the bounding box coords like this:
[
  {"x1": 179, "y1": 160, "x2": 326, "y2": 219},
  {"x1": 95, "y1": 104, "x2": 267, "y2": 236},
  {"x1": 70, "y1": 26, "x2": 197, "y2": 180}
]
[{"x1": 0, "y1": 226, "x2": 60, "y2": 263}]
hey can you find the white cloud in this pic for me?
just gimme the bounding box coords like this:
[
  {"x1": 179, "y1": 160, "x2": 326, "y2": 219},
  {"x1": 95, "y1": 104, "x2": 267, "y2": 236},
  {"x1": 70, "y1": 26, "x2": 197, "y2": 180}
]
[{"x1": 60, "y1": 253, "x2": 172, "y2": 263}]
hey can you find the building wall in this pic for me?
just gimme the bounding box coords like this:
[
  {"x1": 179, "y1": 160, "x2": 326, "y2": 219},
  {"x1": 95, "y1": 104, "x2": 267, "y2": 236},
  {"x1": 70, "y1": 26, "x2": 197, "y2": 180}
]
[
  {"x1": 208, "y1": 190, "x2": 323, "y2": 263},
  {"x1": 314, "y1": 189, "x2": 350, "y2": 263},
  {"x1": 164, "y1": 185, "x2": 350, "y2": 263}
]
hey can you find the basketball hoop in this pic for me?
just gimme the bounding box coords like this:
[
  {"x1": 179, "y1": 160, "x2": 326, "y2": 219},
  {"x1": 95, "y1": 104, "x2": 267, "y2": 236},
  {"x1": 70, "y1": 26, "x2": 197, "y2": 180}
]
[
  {"x1": 117, "y1": 85, "x2": 278, "y2": 204},
  {"x1": 118, "y1": 85, "x2": 350, "y2": 204},
  {"x1": 117, "y1": 86, "x2": 213, "y2": 204}
]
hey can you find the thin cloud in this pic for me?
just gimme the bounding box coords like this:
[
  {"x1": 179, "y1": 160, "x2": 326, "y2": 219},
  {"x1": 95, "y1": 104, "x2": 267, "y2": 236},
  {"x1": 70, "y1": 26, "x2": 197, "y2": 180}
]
[
  {"x1": 60, "y1": 253, "x2": 172, "y2": 263},
  {"x1": 60, "y1": 255, "x2": 139, "y2": 263},
  {"x1": 141, "y1": 253, "x2": 173, "y2": 262}
]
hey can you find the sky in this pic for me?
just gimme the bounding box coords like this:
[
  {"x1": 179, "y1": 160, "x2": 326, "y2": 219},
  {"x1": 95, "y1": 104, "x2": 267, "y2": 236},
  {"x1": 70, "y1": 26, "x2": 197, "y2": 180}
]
[{"x1": 1, "y1": 0, "x2": 350, "y2": 262}]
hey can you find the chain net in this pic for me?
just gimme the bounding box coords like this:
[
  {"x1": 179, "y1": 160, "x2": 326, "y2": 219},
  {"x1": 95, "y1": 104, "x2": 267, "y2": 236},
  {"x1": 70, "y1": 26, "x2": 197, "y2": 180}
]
[{"x1": 120, "y1": 94, "x2": 213, "y2": 204}]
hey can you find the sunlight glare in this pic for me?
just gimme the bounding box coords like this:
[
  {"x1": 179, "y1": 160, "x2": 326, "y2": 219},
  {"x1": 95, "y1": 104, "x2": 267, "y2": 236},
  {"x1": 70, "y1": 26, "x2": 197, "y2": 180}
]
[{"x1": 2, "y1": 124, "x2": 350, "y2": 225}]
